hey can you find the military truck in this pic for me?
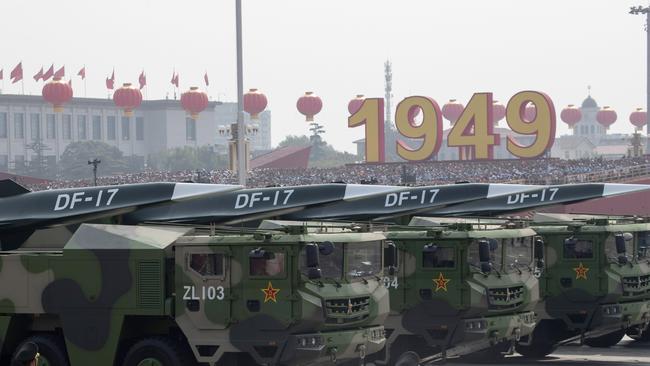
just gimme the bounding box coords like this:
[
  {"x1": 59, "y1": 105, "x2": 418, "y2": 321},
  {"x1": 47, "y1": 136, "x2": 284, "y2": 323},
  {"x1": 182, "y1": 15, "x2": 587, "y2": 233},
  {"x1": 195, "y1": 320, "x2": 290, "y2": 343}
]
[
  {"x1": 0, "y1": 223, "x2": 389, "y2": 366},
  {"x1": 260, "y1": 220, "x2": 541, "y2": 366},
  {"x1": 512, "y1": 214, "x2": 650, "y2": 358},
  {"x1": 370, "y1": 220, "x2": 541, "y2": 365}
]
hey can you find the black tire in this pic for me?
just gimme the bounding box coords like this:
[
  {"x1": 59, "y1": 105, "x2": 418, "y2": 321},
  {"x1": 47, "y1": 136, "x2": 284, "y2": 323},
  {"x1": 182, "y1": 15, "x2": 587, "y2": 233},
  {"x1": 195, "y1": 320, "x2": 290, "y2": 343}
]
[
  {"x1": 463, "y1": 341, "x2": 511, "y2": 363},
  {"x1": 627, "y1": 326, "x2": 650, "y2": 342},
  {"x1": 516, "y1": 340, "x2": 557, "y2": 359},
  {"x1": 584, "y1": 329, "x2": 625, "y2": 348},
  {"x1": 12, "y1": 334, "x2": 69, "y2": 366},
  {"x1": 123, "y1": 337, "x2": 195, "y2": 366},
  {"x1": 386, "y1": 336, "x2": 428, "y2": 366}
]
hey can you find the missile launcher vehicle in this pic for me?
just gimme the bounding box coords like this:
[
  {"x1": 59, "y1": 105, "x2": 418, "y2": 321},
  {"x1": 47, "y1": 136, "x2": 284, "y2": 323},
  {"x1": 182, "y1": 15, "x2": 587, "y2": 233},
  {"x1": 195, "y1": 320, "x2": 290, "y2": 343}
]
[{"x1": 0, "y1": 223, "x2": 389, "y2": 366}]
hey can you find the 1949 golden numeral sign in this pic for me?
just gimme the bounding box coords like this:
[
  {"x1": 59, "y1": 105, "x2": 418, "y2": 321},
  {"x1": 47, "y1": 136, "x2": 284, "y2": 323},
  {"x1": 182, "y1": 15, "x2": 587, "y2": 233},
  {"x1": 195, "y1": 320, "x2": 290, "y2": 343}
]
[{"x1": 348, "y1": 91, "x2": 556, "y2": 163}]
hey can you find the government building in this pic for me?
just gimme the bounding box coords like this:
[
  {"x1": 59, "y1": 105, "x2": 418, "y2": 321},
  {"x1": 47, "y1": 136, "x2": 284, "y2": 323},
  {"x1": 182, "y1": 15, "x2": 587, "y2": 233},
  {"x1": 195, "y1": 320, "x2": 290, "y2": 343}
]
[{"x1": 0, "y1": 94, "x2": 271, "y2": 172}]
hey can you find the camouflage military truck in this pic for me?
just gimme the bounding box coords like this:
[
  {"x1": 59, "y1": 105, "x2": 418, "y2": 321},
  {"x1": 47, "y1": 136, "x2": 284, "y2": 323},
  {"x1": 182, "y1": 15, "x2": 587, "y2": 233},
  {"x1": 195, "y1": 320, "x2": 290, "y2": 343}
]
[
  {"x1": 514, "y1": 214, "x2": 650, "y2": 358},
  {"x1": 0, "y1": 223, "x2": 389, "y2": 366},
  {"x1": 367, "y1": 219, "x2": 541, "y2": 365}
]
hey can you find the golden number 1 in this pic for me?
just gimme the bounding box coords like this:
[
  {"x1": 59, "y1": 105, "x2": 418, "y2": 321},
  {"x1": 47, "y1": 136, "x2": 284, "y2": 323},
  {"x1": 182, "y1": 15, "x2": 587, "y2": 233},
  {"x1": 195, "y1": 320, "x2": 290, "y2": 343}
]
[{"x1": 348, "y1": 98, "x2": 385, "y2": 163}]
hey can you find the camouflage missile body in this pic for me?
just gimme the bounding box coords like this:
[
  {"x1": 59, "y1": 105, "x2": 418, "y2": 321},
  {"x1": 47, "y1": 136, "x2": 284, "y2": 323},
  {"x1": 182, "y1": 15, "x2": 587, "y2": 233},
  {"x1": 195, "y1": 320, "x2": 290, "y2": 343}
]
[
  {"x1": 514, "y1": 214, "x2": 650, "y2": 358},
  {"x1": 0, "y1": 223, "x2": 389, "y2": 366},
  {"x1": 369, "y1": 221, "x2": 539, "y2": 365}
]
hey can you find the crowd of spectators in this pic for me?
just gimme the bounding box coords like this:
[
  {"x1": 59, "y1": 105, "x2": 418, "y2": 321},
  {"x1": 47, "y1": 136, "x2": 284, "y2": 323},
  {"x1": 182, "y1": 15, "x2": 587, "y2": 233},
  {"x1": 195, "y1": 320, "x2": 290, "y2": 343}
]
[{"x1": 23, "y1": 156, "x2": 650, "y2": 191}]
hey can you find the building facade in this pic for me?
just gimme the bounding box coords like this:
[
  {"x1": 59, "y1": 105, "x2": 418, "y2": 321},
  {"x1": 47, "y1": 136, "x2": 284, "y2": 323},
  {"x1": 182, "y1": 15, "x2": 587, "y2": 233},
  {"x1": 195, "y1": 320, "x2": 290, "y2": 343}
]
[
  {"x1": 551, "y1": 94, "x2": 647, "y2": 159},
  {"x1": 0, "y1": 94, "x2": 271, "y2": 172}
]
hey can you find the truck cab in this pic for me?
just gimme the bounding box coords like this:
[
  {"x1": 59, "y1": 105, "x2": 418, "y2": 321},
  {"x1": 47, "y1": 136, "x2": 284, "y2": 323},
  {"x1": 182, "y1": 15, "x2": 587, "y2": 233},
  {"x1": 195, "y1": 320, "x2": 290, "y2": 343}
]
[
  {"x1": 370, "y1": 219, "x2": 540, "y2": 365},
  {"x1": 516, "y1": 214, "x2": 650, "y2": 358}
]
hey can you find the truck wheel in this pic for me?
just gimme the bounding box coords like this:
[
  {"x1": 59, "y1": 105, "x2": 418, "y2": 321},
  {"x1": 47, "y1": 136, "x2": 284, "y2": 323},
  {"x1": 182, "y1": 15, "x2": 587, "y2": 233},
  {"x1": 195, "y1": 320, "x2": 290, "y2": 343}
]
[
  {"x1": 13, "y1": 334, "x2": 70, "y2": 366},
  {"x1": 627, "y1": 326, "x2": 650, "y2": 342},
  {"x1": 463, "y1": 341, "x2": 511, "y2": 363},
  {"x1": 123, "y1": 337, "x2": 195, "y2": 366},
  {"x1": 584, "y1": 329, "x2": 625, "y2": 348}
]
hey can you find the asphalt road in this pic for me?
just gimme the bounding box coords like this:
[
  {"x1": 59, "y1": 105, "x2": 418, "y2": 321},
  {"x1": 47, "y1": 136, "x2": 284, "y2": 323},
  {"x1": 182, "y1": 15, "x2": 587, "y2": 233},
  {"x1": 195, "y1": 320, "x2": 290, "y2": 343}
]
[{"x1": 450, "y1": 337, "x2": 650, "y2": 365}]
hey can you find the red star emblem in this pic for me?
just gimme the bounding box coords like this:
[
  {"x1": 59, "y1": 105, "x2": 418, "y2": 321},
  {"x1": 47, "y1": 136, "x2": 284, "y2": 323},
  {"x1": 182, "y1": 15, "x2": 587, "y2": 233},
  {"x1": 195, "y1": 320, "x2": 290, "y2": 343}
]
[
  {"x1": 261, "y1": 281, "x2": 280, "y2": 303},
  {"x1": 433, "y1": 272, "x2": 450, "y2": 292},
  {"x1": 574, "y1": 262, "x2": 589, "y2": 280}
]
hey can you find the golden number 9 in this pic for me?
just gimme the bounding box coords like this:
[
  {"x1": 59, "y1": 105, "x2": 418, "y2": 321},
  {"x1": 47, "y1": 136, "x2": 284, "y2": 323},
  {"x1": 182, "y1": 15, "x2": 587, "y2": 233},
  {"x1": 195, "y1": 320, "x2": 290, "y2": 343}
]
[
  {"x1": 395, "y1": 96, "x2": 442, "y2": 161},
  {"x1": 505, "y1": 91, "x2": 556, "y2": 158}
]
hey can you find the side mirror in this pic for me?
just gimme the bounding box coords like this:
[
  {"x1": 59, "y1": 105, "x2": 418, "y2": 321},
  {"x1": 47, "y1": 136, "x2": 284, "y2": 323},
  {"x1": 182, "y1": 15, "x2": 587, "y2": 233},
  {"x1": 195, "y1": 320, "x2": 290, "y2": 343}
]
[
  {"x1": 534, "y1": 238, "x2": 545, "y2": 261},
  {"x1": 305, "y1": 243, "x2": 320, "y2": 268},
  {"x1": 385, "y1": 241, "x2": 398, "y2": 268},
  {"x1": 318, "y1": 241, "x2": 335, "y2": 256},
  {"x1": 564, "y1": 237, "x2": 577, "y2": 255},
  {"x1": 305, "y1": 243, "x2": 321, "y2": 279},
  {"x1": 478, "y1": 240, "x2": 493, "y2": 273},
  {"x1": 478, "y1": 240, "x2": 491, "y2": 263},
  {"x1": 534, "y1": 237, "x2": 545, "y2": 272},
  {"x1": 249, "y1": 248, "x2": 268, "y2": 259},
  {"x1": 615, "y1": 233, "x2": 627, "y2": 254}
]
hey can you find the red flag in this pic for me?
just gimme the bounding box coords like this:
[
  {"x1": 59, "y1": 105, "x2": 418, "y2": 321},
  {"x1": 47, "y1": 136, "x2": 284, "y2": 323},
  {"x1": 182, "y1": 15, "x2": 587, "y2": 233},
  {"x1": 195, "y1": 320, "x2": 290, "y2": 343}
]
[
  {"x1": 138, "y1": 70, "x2": 146, "y2": 90},
  {"x1": 53, "y1": 66, "x2": 65, "y2": 79},
  {"x1": 204, "y1": 72, "x2": 209, "y2": 86},
  {"x1": 42, "y1": 64, "x2": 54, "y2": 81},
  {"x1": 105, "y1": 70, "x2": 115, "y2": 89},
  {"x1": 171, "y1": 72, "x2": 179, "y2": 88},
  {"x1": 77, "y1": 66, "x2": 85, "y2": 79},
  {"x1": 10, "y1": 62, "x2": 23, "y2": 83},
  {"x1": 33, "y1": 67, "x2": 44, "y2": 82}
]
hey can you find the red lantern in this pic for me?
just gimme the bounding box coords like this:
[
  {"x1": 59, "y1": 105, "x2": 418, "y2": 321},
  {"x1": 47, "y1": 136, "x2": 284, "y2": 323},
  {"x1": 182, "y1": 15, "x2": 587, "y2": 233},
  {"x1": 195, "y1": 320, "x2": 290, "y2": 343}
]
[
  {"x1": 348, "y1": 94, "x2": 365, "y2": 115},
  {"x1": 42, "y1": 77, "x2": 73, "y2": 113},
  {"x1": 244, "y1": 88, "x2": 268, "y2": 120},
  {"x1": 181, "y1": 87, "x2": 209, "y2": 120},
  {"x1": 297, "y1": 91, "x2": 322, "y2": 122},
  {"x1": 442, "y1": 99, "x2": 464, "y2": 124},
  {"x1": 113, "y1": 83, "x2": 142, "y2": 117},
  {"x1": 596, "y1": 106, "x2": 617, "y2": 129},
  {"x1": 492, "y1": 101, "x2": 506, "y2": 125},
  {"x1": 524, "y1": 103, "x2": 536, "y2": 122},
  {"x1": 560, "y1": 104, "x2": 581, "y2": 129},
  {"x1": 630, "y1": 107, "x2": 647, "y2": 130}
]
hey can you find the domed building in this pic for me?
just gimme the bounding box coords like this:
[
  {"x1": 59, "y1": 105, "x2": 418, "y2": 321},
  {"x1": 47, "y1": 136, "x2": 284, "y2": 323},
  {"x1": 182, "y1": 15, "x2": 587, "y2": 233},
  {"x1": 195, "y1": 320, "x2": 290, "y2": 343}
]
[{"x1": 551, "y1": 91, "x2": 647, "y2": 159}]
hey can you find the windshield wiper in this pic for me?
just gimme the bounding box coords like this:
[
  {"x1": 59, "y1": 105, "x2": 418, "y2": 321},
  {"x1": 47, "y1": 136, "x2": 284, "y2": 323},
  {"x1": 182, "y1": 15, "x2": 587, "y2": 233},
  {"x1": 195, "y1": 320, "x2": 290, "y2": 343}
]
[
  {"x1": 469, "y1": 263, "x2": 489, "y2": 276},
  {"x1": 509, "y1": 263, "x2": 523, "y2": 275}
]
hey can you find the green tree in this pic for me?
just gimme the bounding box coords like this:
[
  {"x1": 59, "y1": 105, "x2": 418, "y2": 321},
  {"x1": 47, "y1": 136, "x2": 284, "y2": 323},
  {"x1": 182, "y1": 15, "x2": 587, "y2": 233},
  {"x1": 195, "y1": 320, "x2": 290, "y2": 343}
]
[
  {"x1": 278, "y1": 135, "x2": 310, "y2": 148},
  {"x1": 59, "y1": 141, "x2": 128, "y2": 180},
  {"x1": 147, "y1": 146, "x2": 228, "y2": 171}
]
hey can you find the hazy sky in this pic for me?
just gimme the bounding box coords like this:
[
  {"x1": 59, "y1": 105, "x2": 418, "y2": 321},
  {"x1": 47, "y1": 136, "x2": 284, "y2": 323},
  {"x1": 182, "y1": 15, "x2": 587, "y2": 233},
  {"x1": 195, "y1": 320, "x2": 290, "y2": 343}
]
[{"x1": 1, "y1": 0, "x2": 648, "y2": 152}]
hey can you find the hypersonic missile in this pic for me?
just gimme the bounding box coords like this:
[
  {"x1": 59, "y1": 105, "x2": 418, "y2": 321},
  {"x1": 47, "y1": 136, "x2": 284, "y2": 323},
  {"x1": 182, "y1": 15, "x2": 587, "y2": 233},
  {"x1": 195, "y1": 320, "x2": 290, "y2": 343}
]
[
  {"x1": 422, "y1": 183, "x2": 650, "y2": 216},
  {"x1": 125, "y1": 183, "x2": 539, "y2": 224},
  {"x1": 0, "y1": 180, "x2": 240, "y2": 246},
  {"x1": 124, "y1": 184, "x2": 397, "y2": 225}
]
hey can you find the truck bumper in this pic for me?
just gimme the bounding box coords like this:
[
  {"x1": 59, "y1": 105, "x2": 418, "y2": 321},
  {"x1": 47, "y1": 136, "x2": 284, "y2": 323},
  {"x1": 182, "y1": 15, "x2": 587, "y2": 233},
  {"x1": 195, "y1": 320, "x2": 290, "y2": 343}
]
[
  {"x1": 279, "y1": 326, "x2": 386, "y2": 366},
  {"x1": 463, "y1": 311, "x2": 536, "y2": 345},
  {"x1": 598, "y1": 300, "x2": 650, "y2": 331}
]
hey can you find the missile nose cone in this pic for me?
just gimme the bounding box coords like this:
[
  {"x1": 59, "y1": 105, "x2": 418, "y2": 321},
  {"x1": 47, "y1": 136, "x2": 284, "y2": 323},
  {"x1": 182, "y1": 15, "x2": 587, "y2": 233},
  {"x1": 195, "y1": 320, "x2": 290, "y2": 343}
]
[
  {"x1": 171, "y1": 183, "x2": 242, "y2": 201},
  {"x1": 602, "y1": 184, "x2": 650, "y2": 197}
]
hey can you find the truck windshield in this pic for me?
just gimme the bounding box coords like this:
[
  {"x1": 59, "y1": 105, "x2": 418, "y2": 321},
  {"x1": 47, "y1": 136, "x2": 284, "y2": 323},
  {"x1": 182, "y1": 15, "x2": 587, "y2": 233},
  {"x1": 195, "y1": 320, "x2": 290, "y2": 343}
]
[
  {"x1": 505, "y1": 237, "x2": 533, "y2": 272},
  {"x1": 604, "y1": 234, "x2": 634, "y2": 262},
  {"x1": 299, "y1": 241, "x2": 382, "y2": 280},
  {"x1": 468, "y1": 239, "x2": 502, "y2": 271},
  {"x1": 346, "y1": 241, "x2": 382, "y2": 278},
  {"x1": 637, "y1": 232, "x2": 650, "y2": 260}
]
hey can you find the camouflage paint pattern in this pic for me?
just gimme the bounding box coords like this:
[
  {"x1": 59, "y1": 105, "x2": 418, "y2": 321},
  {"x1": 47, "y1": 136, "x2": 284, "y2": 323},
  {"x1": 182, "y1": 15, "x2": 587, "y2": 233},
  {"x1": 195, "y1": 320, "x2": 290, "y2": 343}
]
[
  {"x1": 370, "y1": 226, "x2": 539, "y2": 363},
  {"x1": 0, "y1": 224, "x2": 388, "y2": 366},
  {"x1": 530, "y1": 219, "x2": 650, "y2": 343}
]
